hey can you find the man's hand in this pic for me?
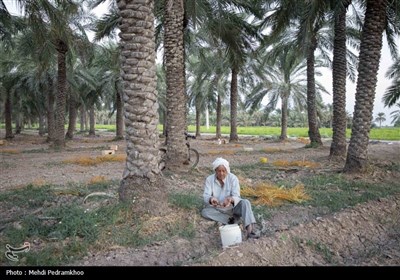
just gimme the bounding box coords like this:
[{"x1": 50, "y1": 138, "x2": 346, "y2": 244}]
[
  {"x1": 210, "y1": 197, "x2": 219, "y2": 206},
  {"x1": 221, "y1": 197, "x2": 233, "y2": 207}
]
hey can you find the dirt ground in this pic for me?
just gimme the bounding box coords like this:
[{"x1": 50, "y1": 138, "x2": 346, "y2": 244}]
[{"x1": 0, "y1": 129, "x2": 399, "y2": 266}]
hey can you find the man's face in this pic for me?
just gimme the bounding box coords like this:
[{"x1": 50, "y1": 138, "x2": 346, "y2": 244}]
[{"x1": 215, "y1": 165, "x2": 228, "y2": 181}]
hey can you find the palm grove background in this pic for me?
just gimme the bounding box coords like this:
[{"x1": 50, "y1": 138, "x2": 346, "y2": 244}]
[{"x1": 0, "y1": 0, "x2": 399, "y2": 199}]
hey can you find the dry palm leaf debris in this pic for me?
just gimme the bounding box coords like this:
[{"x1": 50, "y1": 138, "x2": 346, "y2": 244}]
[
  {"x1": 241, "y1": 183, "x2": 310, "y2": 206},
  {"x1": 272, "y1": 159, "x2": 319, "y2": 168},
  {"x1": 63, "y1": 154, "x2": 126, "y2": 166},
  {"x1": 207, "y1": 149, "x2": 236, "y2": 155},
  {"x1": 297, "y1": 137, "x2": 310, "y2": 144}
]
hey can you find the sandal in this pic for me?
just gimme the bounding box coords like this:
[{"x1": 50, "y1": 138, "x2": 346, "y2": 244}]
[{"x1": 247, "y1": 232, "x2": 260, "y2": 239}]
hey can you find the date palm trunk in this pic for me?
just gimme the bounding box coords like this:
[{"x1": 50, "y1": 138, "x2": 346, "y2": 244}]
[
  {"x1": 117, "y1": 0, "x2": 162, "y2": 202},
  {"x1": 53, "y1": 39, "x2": 68, "y2": 149},
  {"x1": 5, "y1": 91, "x2": 13, "y2": 139},
  {"x1": 115, "y1": 89, "x2": 124, "y2": 140},
  {"x1": 66, "y1": 91, "x2": 77, "y2": 140},
  {"x1": 229, "y1": 67, "x2": 239, "y2": 142},
  {"x1": 344, "y1": 0, "x2": 387, "y2": 173},
  {"x1": 164, "y1": 0, "x2": 188, "y2": 169},
  {"x1": 216, "y1": 93, "x2": 222, "y2": 139},
  {"x1": 47, "y1": 78, "x2": 56, "y2": 142},
  {"x1": 330, "y1": 1, "x2": 351, "y2": 158},
  {"x1": 306, "y1": 35, "x2": 322, "y2": 147},
  {"x1": 280, "y1": 93, "x2": 289, "y2": 140}
]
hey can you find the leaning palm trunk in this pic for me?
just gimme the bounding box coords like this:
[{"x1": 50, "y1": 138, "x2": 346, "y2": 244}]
[
  {"x1": 53, "y1": 40, "x2": 68, "y2": 149},
  {"x1": 164, "y1": 0, "x2": 188, "y2": 169},
  {"x1": 344, "y1": 0, "x2": 386, "y2": 173},
  {"x1": 330, "y1": 1, "x2": 351, "y2": 158},
  {"x1": 117, "y1": 0, "x2": 161, "y2": 202}
]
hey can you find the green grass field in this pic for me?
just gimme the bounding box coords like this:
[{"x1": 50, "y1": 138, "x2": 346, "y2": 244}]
[
  {"x1": 94, "y1": 124, "x2": 400, "y2": 141},
  {"x1": 1, "y1": 123, "x2": 399, "y2": 141}
]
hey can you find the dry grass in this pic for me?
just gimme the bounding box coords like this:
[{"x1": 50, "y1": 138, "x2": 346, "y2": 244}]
[
  {"x1": 262, "y1": 147, "x2": 284, "y2": 153},
  {"x1": 88, "y1": 176, "x2": 107, "y2": 184},
  {"x1": 0, "y1": 149, "x2": 21, "y2": 154},
  {"x1": 272, "y1": 159, "x2": 319, "y2": 168},
  {"x1": 31, "y1": 178, "x2": 47, "y2": 186},
  {"x1": 241, "y1": 183, "x2": 310, "y2": 206},
  {"x1": 297, "y1": 137, "x2": 310, "y2": 144},
  {"x1": 207, "y1": 149, "x2": 237, "y2": 155},
  {"x1": 63, "y1": 154, "x2": 126, "y2": 166}
]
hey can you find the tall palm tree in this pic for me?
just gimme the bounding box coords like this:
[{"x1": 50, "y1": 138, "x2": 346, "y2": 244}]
[
  {"x1": 15, "y1": 0, "x2": 89, "y2": 149},
  {"x1": 163, "y1": 0, "x2": 188, "y2": 169},
  {"x1": 344, "y1": 0, "x2": 400, "y2": 173},
  {"x1": 116, "y1": 0, "x2": 162, "y2": 202},
  {"x1": 329, "y1": 0, "x2": 352, "y2": 158},
  {"x1": 246, "y1": 34, "x2": 328, "y2": 141}
]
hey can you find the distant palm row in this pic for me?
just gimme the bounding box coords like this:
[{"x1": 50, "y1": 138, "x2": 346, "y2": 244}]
[{"x1": 0, "y1": 1, "x2": 399, "y2": 198}]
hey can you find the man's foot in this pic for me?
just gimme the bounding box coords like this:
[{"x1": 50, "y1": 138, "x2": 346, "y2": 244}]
[
  {"x1": 245, "y1": 223, "x2": 260, "y2": 239},
  {"x1": 247, "y1": 231, "x2": 260, "y2": 239}
]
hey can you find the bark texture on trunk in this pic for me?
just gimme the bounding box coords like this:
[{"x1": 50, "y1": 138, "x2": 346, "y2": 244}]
[
  {"x1": 344, "y1": 0, "x2": 386, "y2": 173},
  {"x1": 306, "y1": 35, "x2": 322, "y2": 147},
  {"x1": 53, "y1": 40, "x2": 68, "y2": 149},
  {"x1": 229, "y1": 68, "x2": 239, "y2": 142},
  {"x1": 164, "y1": 0, "x2": 188, "y2": 169},
  {"x1": 117, "y1": 0, "x2": 162, "y2": 202},
  {"x1": 330, "y1": 1, "x2": 351, "y2": 158}
]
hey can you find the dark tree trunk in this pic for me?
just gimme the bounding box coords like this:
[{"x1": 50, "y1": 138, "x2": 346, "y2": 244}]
[
  {"x1": 280, "y1": 93, "x2": 289, "y2": 140},
  {"x1": 195, "y1": 103, "x2": 201, "y2": 137},
  {"x1": 89, "y1": 104, "x2": 96, "y2": 137},
  {"x1": 229, "y1": 68, "x2": 239, "y2": 142},
  {"x1": 79, "y1": 106, "x2": 86, "y2": 132},
  {"x1": 53, "y1": 40, "x2": 68, "y2": 149},
  {"x1": 344, "y1": 0, "x2": 386, "y2": 173},
  {"x1": 5, "y1": 91, "x2": 13, "y2": 139},
  {"x1": 115, "y1": 89, "x2": 124, "y2": 140},
  {"x1": 47, "y1": 78, "x2": 56, "y2": 142},
  {"x1": 66, "y1": 92, "x2": 77, "y2": 140},
  {"x1": 164, "y1": 0, "x2": 188, "y2": 169},
  {"x1": 306, "y1": 35, "x2": 322, "y2": 147},
  {"x1": 330, "y1": 1, "x2": 351, "y2": 158},
  {"x1": 38, "y1": 113, "x2": 46, "y2": 136},
  {"x1": 216, "y1": 93, "x2": 222, "y2": 139}
]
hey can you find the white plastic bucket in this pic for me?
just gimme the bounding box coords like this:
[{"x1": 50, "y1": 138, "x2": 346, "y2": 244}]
[{"x1": 219, "y1": 224, "x2": 242, "y2": 248}]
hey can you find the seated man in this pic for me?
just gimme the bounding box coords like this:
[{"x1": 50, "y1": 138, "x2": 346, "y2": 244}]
[{"x1": 201, "y1": 157, "x2": 259, "y2": 239}]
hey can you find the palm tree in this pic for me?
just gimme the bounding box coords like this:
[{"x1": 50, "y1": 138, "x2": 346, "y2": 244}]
[
  {"x1": 389, "y1": 102, "x2": 400, "y2": 125},
  {"x1": 382, "y1": 56, "x2": 400, "y2": 107},
  {"x1": 329, "y1": 0, "x2": 352, "y2": 158},
  {"x1": 374, "y1": 112, "x2": 386, "y2": 127},
  {"x1": 116, "y1": 0, "x2": 162, "y2": 202},
  {"x1": 262, "y1": 0, "x2": 327, "y2": 146},
  {"x1": 344, "y1": 0, "x2": 400, "y2": 173},
  {"x1": 163, "y1": 0, "x2": 188, "y2": 169},
  {"x1": 14, "y1": 0, "x2": 90, "y2": 149}
]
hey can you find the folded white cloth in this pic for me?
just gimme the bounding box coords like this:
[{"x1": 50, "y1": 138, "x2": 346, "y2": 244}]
[{"x1": 212, "y1": 157, "x2": 230, "y2": 173}]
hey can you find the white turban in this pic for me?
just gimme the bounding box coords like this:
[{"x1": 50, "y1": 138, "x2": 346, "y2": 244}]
[{"x1": 212, "y1": 157, "x2": 230, "y2": 173}]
